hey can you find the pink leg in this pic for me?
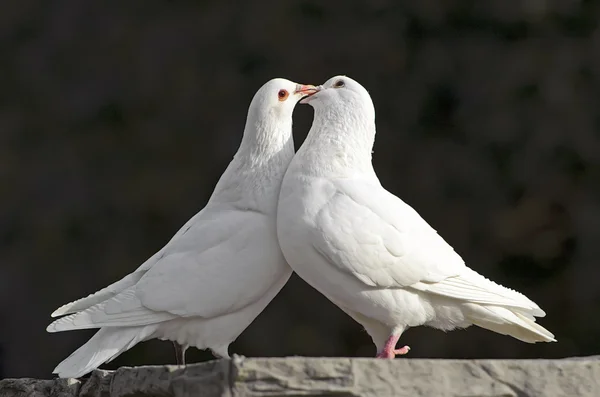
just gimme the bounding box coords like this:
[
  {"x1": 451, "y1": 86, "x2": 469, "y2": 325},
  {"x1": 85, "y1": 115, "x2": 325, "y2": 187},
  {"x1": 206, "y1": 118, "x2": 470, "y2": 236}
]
[{"x1": 375, "y1": 333, "x2": 411, "y2": 359}]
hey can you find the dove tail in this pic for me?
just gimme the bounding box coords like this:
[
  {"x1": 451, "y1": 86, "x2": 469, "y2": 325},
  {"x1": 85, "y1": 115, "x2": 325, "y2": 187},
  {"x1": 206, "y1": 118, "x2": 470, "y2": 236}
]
[
  {"x1": 53, "y1": 326, "x2": 155, "y2": 378},
  {"x1": 464, "y1": 303, "x2": 556, "y2": 343}
]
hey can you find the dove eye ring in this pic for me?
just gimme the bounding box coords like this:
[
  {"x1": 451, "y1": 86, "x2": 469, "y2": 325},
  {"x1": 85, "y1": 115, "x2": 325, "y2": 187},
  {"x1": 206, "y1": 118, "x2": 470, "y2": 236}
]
[
  {"x1": 278, "y1": 89, "x2": 289, "y2": 101},
  {"x1": 333, "y1": 80, "x2": 345, "y2": 88}
]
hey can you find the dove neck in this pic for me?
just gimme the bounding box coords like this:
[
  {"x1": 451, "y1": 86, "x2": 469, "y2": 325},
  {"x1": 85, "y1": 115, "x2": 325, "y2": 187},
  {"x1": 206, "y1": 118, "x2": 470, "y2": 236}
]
[
  {"x1": 238, "y1": 108, "x2": 294, "y2": 161},
  {"x1": 210, "y1": 112, "x2": 295, "y2": 213},
  {"x1": 299, "y1": 105, "x2": 376, "y2": 176}
]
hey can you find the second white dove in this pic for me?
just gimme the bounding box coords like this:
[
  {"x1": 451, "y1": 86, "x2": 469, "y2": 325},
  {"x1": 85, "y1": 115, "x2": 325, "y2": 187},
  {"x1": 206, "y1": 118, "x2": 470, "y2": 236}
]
[{"x1": 277, "y1": 75, "x2": 555, "y2": 358}]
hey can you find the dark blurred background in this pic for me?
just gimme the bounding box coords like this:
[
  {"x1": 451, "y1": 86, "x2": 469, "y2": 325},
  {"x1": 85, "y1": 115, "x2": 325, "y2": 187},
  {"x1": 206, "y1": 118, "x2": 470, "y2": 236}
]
[{"x1": 2, "y1": 0, "x2": 599, "y2": 379}]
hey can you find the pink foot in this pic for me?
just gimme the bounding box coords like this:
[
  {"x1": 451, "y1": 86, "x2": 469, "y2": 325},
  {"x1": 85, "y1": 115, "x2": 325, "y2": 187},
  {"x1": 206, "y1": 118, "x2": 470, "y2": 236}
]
[
  {"x1": 375, "y1": 333, "x2": 411, "y2": 358},
  {"x1": 376, "y1": 345, "x2": 411, "y2": 358}
]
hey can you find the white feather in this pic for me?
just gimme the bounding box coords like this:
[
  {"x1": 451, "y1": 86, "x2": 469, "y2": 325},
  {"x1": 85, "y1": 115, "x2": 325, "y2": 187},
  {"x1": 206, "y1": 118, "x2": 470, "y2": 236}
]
[
  {"x1": 53, "y1": 326, "x2": 157, "y2": 378},
  {"x1": 412, "y1": 267, "x2": 546, "y2": 316},
  {"x1": 50, "y1": 269, "x2": 147, "y2": 317}
]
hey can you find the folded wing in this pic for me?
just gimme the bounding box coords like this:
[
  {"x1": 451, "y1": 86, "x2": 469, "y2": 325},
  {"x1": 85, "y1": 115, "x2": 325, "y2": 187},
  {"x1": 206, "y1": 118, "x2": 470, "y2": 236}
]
[
  {"x1": 312, "y1": 179, "x2": 544, "y2": 315},
  {"x1": 48, "y1": 209, "x2": 282, "y2": 331}
]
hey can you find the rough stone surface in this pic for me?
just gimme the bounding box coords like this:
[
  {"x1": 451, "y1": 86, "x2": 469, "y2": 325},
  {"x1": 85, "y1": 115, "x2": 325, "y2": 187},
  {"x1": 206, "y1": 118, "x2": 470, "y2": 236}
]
[
  {"x1": 0, "y1": 377, "x2": 80, "y2": 397},
  {"x1": 1, "y1": 357, "x2": 600, "y2": 397}
]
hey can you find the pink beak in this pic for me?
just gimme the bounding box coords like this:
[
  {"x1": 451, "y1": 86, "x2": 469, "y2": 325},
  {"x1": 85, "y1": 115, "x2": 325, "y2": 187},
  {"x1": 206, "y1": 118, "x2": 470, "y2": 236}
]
[
  {"x1": 296, "y1": 84, "x2": 320, "y2": 104},
  {"x1": 294, "y1": 84, "x2": 320, "y2": 96}
]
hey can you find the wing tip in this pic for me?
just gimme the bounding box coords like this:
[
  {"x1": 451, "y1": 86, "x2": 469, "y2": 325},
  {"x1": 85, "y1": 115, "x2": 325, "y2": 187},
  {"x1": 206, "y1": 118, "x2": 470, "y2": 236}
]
[
  {"x1": 47, "y1": 313, "x2": 79, "y2": 333},
  {"x1": 51, "y1": 306, "x2": 70, "y2": 318}
]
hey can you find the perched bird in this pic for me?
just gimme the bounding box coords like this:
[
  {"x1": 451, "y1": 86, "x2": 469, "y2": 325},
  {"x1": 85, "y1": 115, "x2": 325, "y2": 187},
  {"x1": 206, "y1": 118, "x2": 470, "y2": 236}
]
[
  {"x1": 276, "y1": 76, "x2": 555, "y2": 359},
  {"x1": 47, "y1": 78, "x2": 318, "y2": 378}
]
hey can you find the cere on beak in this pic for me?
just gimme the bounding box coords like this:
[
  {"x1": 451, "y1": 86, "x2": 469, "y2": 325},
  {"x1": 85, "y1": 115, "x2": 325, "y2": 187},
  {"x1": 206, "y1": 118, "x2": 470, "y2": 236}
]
[{"x1": 294, "y1": 84, "x2": 320, "y2": 98}]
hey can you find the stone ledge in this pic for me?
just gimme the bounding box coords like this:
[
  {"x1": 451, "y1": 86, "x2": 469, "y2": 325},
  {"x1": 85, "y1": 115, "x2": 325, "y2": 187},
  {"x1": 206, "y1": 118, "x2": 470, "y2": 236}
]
[{"x1": 1, "y1": 356, "x2": 599, "y2": 397}]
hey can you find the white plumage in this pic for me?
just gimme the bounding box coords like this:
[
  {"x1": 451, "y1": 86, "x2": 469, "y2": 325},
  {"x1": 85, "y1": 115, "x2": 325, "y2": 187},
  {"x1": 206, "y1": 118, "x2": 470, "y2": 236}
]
[
  {"x1": 48, "y1": 78, "x2": 318, "y2": 377},
  {"x1": 276, "y1": 76, "x2": 555, "y2": 358}
]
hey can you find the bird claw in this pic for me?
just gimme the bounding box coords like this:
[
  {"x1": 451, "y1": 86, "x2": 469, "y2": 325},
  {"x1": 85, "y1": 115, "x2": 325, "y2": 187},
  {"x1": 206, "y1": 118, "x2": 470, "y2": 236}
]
[
  {"x1": 394, "y1": 345, "x2": 411, "y2": 355},
  {"x1": 376, "y1": 345, "x2": 411, "y2": 359}
]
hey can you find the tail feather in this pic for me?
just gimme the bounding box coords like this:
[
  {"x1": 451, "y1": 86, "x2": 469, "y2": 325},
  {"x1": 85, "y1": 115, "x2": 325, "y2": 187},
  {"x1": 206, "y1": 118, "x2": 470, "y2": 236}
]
[
  {"x1": 48, "y1": 288, "x2": 175, "y2": 332},
  {"x1": 54, "y1": 326, "x2": 156, "y2": 378},
  {"x1": 414, "y1": 268, "x2": 546, "y2": 317},
  {"x1": 464, "y1": 303, "x2": 556, "y2": 343},
  {"x1": 51, "y1": 271, "x2": 147, "y2": 317}
]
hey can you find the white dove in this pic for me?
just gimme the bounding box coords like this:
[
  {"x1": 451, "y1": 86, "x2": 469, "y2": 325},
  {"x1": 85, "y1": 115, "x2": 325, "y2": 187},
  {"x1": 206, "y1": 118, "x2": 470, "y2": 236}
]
[
  {"x1": 47, "y1": 78, "x2": 318, "y2": 378},
  {"x1": 276, "y1": 75, "x2": 555, "y2": 359}
]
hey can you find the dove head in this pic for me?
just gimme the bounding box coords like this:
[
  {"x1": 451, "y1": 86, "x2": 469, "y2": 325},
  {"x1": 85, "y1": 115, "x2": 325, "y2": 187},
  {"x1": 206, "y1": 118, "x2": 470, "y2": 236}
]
[
  {"x1": 248, "y1": 78, "x2": 318, "y2": 121},
  {"x1": 300, "y1": 75, "x2": 375, "y2": 125},
  {"x1": 242, "y1": 78, "x2": 318, "y2": 151}
]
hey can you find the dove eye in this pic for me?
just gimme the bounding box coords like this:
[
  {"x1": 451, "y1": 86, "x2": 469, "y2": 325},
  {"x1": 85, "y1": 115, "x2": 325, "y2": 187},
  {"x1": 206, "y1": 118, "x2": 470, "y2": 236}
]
[
  {"x1": 278, "y1": 89, "x2": 289, "y2": 101},
  {"x1": 334, "y1": 80, "x2": 345, "y2": 88}
]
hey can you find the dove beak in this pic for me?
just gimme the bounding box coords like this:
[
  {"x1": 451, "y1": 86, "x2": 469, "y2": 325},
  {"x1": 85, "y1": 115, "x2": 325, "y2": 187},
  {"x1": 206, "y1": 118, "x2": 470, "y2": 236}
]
[{"x1": 295, "y1": 84, "x2": 320, "y2": 103}]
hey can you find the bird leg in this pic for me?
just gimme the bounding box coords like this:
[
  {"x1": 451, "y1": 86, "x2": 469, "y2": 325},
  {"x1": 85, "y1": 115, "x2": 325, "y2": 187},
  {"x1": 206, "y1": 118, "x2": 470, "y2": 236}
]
[
  {"x1": 375, "y1": 334, "x2": 410, "y2": 358},
  {"x1": 173, "y1": 342, "x2": 188, "y2": 365}
]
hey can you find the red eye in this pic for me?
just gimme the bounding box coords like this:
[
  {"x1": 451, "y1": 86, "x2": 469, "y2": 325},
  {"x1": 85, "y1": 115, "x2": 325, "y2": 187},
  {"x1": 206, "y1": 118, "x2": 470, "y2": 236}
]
[{"x1": 278, "y1": 89, "x2": 289, "y2": 101}]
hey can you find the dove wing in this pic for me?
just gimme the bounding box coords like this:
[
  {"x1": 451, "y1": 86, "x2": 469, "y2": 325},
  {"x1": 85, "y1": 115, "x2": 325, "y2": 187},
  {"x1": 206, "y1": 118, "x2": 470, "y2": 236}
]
[
  {"x1": 311, "y1": 178, "x2": 463, "y2": 289},
  {"x1": 311, "y1": 179, "x2": 542, "y2": 313},
  {"x1": 50, "y1": 208, "x2": 211, "y2": 317},
  {"x1": 48, "y1": 208, "x2": 286, "y2": 330},
  {"x1": 137, "y1": 209, "x2": 284, "y2": 317}
]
